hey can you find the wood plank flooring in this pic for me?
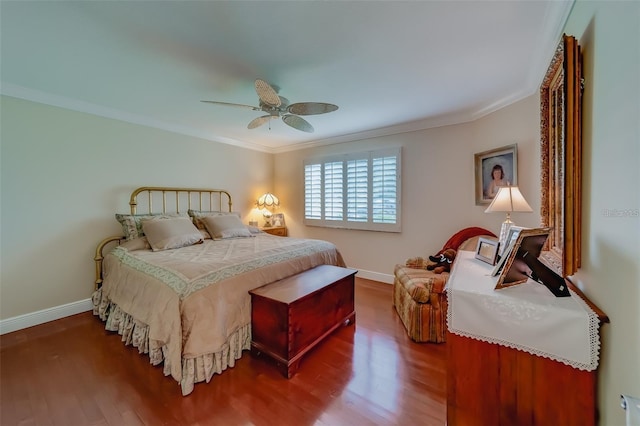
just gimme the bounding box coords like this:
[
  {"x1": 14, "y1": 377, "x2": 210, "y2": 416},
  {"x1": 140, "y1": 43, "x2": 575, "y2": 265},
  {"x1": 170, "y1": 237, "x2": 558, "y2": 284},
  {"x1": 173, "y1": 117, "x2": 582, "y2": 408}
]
[{"x1": 1, "y1": 278, "x2": 447, "y2": 426}]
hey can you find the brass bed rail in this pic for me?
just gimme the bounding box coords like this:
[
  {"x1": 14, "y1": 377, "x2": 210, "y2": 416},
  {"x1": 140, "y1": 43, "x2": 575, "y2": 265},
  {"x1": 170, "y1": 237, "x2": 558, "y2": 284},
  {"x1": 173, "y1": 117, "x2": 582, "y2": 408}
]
[
  {"x1": 94, "y1": 186, "x2": 234, "y2": 290},
  {"x1": 94, "y1": 236, "x2": 124, "y2": 290},
  {"x1": 129, "y1": 186, "x2": 232, "y2": 215}
]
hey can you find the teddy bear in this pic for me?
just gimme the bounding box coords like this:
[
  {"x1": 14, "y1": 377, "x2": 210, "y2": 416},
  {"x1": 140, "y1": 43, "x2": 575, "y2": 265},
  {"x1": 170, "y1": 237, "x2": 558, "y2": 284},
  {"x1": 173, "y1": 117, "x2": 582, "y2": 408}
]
[{"x1": 426, "y1": 248, "x2": 457, "y2": 274}]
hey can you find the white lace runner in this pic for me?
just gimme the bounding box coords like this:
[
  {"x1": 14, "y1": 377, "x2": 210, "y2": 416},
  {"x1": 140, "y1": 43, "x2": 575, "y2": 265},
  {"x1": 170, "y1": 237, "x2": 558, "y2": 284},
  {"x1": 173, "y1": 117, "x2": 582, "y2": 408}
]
[{"x1": 447, "y1": 251, "x2": 601, "y2": 371}]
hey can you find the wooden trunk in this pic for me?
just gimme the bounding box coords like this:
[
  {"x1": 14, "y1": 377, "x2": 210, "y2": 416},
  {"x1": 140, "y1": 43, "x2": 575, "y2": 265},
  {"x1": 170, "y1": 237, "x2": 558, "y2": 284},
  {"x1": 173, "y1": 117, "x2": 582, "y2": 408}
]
[{"x1": 249, "y1": 265, "x2": 357, "y2": 378}]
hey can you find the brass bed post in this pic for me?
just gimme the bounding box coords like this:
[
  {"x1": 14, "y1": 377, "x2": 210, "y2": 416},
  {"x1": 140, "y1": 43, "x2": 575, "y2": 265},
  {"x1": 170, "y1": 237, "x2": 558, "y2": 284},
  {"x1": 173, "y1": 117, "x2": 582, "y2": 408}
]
[{"x1": 94, "y1": 236, "x2": 124, "y2": 290}]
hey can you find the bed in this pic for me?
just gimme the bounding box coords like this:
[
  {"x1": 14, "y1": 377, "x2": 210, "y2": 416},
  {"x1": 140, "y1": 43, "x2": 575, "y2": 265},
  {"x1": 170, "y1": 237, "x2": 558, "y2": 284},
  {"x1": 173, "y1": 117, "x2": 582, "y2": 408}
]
[{"x1": 92, "y1": 187, "x2": 345, "y2": 395}]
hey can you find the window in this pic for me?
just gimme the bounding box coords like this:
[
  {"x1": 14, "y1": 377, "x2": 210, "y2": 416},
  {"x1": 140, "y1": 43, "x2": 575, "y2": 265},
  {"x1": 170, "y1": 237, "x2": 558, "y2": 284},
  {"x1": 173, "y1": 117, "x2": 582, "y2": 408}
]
[{"x1": 304, "y1": 147, "x2": 401, "y2": 232}]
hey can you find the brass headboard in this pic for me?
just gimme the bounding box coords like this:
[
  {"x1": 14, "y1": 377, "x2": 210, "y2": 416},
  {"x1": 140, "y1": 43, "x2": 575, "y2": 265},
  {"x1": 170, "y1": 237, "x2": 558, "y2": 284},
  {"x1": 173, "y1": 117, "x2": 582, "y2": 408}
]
[
  {"x1": 128, "y1": 186, "x2": 232, "y2": 215},
  {"x1": 94, "y1": 186, "x2": 233, "y2": 289}
]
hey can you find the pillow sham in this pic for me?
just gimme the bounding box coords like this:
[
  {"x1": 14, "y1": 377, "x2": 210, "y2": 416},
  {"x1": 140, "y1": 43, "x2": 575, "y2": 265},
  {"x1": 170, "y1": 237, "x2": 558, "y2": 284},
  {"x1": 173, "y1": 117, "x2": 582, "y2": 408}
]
[
  {"x1": 202, "y1": 214, "x2": 252, "y2": 240},
  {"x1": 187, "y1": 210, "x2": 241, "y2": 230},
  {"x1": 115, "y1": 213, "x2": 182, "y2": 240},
  {"x1": 141, "y1": 217, "x2": 203, "y2": 251},
  {"x1": 246, "y1": 225, "x2": 263, "y2": 234}
]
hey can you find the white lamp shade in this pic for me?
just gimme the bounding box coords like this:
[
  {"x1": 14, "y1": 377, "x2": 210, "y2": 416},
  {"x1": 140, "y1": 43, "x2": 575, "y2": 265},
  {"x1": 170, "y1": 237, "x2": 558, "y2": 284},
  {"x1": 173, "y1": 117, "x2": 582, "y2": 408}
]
[
  {"x1": 484, "y1": 186, "x2": 533, "y2": 213},
  {"x1": 256, "y1": 193, "x2": 280, "y2": 209}
]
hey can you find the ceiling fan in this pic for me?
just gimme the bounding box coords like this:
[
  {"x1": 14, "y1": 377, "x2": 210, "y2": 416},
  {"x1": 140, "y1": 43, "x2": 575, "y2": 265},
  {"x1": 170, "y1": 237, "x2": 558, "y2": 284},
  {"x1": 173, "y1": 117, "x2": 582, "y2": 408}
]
[{"x1": 201, "y1": 79, "x2": 338, "y2": 133}]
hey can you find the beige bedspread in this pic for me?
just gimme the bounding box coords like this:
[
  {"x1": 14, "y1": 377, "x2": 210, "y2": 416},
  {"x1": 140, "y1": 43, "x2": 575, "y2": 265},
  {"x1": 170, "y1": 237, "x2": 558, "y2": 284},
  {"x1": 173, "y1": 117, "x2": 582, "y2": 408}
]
[{"x1": 93, "y1": 234, "x2": 345, "y2": 395}]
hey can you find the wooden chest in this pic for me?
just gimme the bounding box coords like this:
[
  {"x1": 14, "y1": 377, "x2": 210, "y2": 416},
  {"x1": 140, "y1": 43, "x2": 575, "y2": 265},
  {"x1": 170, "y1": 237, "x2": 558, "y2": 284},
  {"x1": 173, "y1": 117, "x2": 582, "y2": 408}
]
[{"x1": 249, "y1": 265, "x2": 357, "y2": 378}]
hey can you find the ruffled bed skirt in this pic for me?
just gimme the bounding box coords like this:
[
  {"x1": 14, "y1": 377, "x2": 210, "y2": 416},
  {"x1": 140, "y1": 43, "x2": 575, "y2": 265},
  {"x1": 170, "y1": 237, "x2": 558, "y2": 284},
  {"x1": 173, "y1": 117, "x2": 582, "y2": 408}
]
[{"x1": 92, "y1": 288, "x2": 251, "y2": 395}]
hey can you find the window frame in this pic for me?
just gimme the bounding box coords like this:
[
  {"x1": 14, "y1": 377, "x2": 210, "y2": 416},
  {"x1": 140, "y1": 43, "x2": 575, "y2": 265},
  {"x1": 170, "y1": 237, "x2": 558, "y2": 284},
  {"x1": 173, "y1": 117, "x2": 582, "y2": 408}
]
[{"x1": 303, "y1": 147, "x2": 401, "y2": 232}]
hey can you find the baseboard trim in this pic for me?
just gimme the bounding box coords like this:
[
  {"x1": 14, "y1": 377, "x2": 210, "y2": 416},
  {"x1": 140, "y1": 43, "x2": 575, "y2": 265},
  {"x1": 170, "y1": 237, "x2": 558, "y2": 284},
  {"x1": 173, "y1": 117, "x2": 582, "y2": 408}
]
[
  {"x1": 0, "y1": 298, "x2": 93, "y2": 335},
  {"x1": 356, "y1": 269, "x2": 393, "y2": 284}
]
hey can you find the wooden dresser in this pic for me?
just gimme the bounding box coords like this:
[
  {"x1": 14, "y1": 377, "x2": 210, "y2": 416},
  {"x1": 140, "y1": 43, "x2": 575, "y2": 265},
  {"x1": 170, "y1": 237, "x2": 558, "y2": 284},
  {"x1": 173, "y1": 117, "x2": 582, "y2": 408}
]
[
  {"x1": 260, "y1": 226, "x2": 287, "y2": 236},
  {"x1": 249, "y1": 265, "x2": 357, "y2": 378},
  {"x1": 446, "y1": 251, "x2": 608, "y2": 426}
]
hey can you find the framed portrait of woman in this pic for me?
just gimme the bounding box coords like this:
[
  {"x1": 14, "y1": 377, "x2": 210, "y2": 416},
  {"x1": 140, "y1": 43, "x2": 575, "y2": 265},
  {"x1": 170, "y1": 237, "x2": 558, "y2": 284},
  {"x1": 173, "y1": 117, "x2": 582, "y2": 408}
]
[{"x1": 474, "y1": 144, "x2": 518, "y2": 205}]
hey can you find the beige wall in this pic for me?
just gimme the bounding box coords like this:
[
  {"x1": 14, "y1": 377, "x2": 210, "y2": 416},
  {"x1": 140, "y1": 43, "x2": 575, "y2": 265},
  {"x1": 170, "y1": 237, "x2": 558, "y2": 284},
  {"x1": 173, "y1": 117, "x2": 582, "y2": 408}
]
[
  {"x1": 563, "y1": 1, "x2": 640, "y2": 424},
  {"x1": 0, "y1": 96, "x2": 273, "y2": 319},
  {"x1": 275, "y1": 93, "x2": 542, "y2": 282}
]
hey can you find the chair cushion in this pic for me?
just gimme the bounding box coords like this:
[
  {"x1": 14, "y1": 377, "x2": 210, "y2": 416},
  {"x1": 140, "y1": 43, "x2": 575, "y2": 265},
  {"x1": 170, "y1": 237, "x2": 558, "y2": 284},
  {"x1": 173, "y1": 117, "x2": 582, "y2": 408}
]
[{"x1": 394, "y1": 265, "x2": 448, "y2": 304}]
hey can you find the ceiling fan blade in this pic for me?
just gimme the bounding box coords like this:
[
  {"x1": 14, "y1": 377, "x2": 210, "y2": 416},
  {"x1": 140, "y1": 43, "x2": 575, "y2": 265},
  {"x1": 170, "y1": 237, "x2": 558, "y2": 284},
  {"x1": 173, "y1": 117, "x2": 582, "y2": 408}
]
[
  {"x1": 287, "y1": 102, "x2": 339, "y2": 116},
  {"x1": 282, "y1": 114, "x2": 314, "y2": 133},
  {"x1": 201, "y1": 100, "x2": 260, "y2": 111},
  {"x1": 278, "y1": 96, "x2": 290, "y2": 109},
  {"x1": 247, "y1": 115, "x2": 272, "y2": 129},
  {"x1": 254, "y1": 79, "x2": 281, "y2": 108}
]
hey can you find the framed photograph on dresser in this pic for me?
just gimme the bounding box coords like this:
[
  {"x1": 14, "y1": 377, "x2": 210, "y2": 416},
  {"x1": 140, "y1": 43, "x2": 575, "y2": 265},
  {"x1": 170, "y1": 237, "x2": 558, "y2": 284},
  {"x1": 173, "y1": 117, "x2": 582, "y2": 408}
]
[
  {"x1": 496, "y1": 228, "x2": 550, "y2": 289},
  {"x1": 271, "y1": 213, "x2": 285, "y2": 228},
  {"x1": 475, "y1": 237, "x2": 500, "y2": 265},
  {"x1": 494, "y1": 227, "x2": 570, "y2": 297}
]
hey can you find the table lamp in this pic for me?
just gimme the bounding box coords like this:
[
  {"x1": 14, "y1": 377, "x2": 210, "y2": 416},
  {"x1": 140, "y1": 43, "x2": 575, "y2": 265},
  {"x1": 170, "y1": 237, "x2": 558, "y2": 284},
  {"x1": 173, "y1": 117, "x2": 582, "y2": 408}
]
[
  {"x1": 256, "y1": 192, "x2": 280, "y2": 227},
  {"x1": 484, "y1": 185, "x2": 532, "y2": 252}
]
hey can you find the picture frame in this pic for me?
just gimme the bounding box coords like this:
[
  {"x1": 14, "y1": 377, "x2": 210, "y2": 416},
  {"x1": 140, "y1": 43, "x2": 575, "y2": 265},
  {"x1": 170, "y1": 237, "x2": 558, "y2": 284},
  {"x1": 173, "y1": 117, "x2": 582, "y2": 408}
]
[
  {"x1": 495, "y1": 227, "x2": 551, "y2": 290},
  {"x1": 503, "y1": 226, "x2": 526, "y2": 254},
  {"x1": 474, "y1": 144, "x2": 518, "y2": 205},
  {"x1": 475, "y1": 237, "x2": 500, "y2": 265},
  {"x1": 271, "y1": 213, "x2": 285, "y2": 228},
  {"x1": 490, "y1": 227, "x2": 526, "y2": 276},
  {"x1": 491, "y1": 237, "x2": 515, "y2": 277}
]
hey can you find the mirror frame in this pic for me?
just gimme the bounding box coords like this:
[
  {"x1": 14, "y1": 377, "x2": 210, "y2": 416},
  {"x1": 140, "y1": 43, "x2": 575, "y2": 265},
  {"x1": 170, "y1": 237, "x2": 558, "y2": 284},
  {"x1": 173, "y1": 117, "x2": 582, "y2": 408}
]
[{"x1": 539, "y1": 34, "x2": 583, "y2": 277}]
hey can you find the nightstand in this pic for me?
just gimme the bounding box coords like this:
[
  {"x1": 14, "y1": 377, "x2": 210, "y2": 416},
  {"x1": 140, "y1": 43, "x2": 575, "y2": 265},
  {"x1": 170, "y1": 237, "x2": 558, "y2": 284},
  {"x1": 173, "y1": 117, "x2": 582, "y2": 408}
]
[{"x1": 261, "y1": 226, "x2": 287, "y2": 237}]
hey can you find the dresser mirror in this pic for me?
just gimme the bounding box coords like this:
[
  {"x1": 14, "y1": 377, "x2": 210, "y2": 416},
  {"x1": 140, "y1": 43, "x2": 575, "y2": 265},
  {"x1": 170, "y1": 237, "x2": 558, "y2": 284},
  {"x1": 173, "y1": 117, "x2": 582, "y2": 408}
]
[{"x1": 539, "y1": 34, "x2": 583, "y2": 277}]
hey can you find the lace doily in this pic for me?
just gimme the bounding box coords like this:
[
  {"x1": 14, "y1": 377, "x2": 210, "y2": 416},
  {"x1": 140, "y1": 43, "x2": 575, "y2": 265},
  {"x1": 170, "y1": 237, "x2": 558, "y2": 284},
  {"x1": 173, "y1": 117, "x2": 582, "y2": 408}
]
[{"x1": 446, "y1": 251, "x2": 601, "y2": 371}]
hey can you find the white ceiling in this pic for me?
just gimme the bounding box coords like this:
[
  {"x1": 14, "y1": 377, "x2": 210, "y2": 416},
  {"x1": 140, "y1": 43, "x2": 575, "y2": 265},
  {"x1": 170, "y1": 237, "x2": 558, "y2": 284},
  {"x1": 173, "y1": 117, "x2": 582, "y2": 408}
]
[{"x1": 1, "y1": 1, "x2": 572, "y2": 153}]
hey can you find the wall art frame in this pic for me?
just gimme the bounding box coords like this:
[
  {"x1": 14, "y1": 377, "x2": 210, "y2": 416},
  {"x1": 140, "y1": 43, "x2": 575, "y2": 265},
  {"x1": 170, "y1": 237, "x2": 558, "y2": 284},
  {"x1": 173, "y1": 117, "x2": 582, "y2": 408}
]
[{"x1": 474, "y1": 144, "x2": 518, "y2": 205}]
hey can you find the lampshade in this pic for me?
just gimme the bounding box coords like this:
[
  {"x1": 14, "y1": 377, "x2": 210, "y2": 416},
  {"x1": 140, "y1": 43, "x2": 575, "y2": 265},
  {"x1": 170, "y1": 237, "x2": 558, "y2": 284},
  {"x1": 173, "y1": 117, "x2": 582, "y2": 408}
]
[
  {"x1": 485, "y1": 186, "x2": 532, "y2": 254},
  {"x1": 484, "y1": 186, "x2": 533, "y2": 214},
  {"x1": 256, "y1": 193, "x2": 280, "y2": 209},
  {"x1": 256, "y1": 193, "x2": 280, "y2": 227}
]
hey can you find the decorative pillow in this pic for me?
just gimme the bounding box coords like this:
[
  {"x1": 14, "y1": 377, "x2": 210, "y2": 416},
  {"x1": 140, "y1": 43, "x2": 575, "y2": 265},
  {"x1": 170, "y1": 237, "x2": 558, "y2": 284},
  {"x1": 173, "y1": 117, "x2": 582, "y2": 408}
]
[
  {"x1": 246, "y1": 225, "x2": 263, "y2": 234},
  {"x1": 141, "y1": 217, "x2": 203, "y2": 251},
  {"x1": 202, "y1": 214, "x2": 252, "y2": 240},
  {"x1": 115, "y1": 213, "x2": 181, "y2": 240},
  {"x1": 187, "y1": 210, "x2": 241, "y2": 230}
]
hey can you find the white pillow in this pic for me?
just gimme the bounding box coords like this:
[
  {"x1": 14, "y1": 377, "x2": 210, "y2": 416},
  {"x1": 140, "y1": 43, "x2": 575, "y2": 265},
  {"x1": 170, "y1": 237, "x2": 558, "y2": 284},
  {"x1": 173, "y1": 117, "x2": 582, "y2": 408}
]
[
  {"x1": 141, "y1": 217, "x2": 203, "y2": 251},
  {"x1": 187, "y1": 209, "x2": 241, "y2": 230},
  {"x1": 202, "y1": 214, "x2": 252, "y2": 240},
  {"x1": 246, "y1": 225, "x2": 263, "y2": 234}
]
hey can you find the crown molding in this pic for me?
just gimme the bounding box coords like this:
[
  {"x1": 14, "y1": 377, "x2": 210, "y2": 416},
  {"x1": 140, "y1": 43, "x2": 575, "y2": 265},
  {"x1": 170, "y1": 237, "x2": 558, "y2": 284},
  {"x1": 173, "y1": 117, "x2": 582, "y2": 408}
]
[{"x1": 0, "y1": 83, "x2": 273, "y2": 153}]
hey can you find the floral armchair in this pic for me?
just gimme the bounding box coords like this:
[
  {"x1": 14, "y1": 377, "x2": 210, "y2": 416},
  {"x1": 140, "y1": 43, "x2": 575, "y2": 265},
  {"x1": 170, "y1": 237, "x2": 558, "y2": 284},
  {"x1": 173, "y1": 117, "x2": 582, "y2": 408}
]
[{"x1": 392, "y1": 227, "x2": 496, "y2": 343}]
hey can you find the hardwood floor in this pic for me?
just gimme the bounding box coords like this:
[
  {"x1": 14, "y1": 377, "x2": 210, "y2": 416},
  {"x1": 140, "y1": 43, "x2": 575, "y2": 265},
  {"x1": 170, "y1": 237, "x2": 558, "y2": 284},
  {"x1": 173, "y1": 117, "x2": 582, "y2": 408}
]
[{"x1": 1, "y1": 278, "x2": 447, "y2": 426}]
